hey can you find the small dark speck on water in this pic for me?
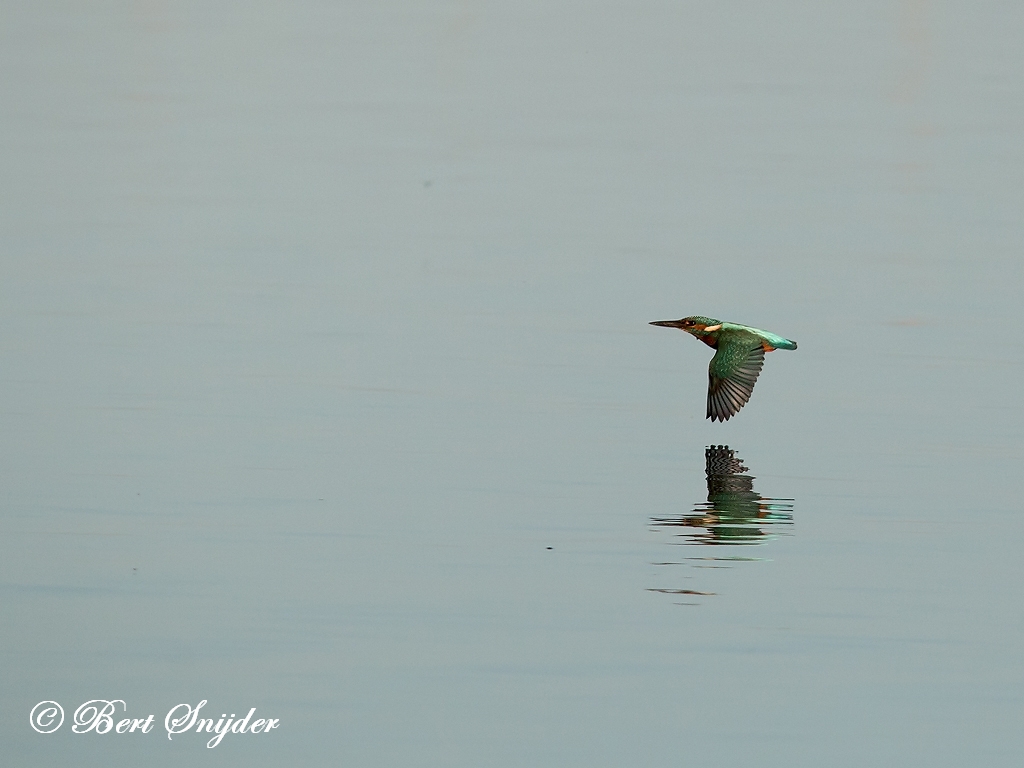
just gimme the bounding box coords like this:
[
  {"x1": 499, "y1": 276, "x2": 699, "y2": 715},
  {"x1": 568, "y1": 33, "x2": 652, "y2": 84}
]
[{"x1": 546, "y1": 547, "x2": 553, "y2": 550}]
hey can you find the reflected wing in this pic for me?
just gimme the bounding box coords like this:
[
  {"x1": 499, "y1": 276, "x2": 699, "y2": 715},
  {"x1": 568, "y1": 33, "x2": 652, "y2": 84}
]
[{"x1": 706, "y1": 341, "x2": 765, "y2": 422}]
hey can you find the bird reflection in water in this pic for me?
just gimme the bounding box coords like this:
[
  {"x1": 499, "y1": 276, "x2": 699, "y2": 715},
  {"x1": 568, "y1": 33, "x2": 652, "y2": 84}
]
[{"x1": 652, "y1": 445, "x2": 793, "y2": 546}]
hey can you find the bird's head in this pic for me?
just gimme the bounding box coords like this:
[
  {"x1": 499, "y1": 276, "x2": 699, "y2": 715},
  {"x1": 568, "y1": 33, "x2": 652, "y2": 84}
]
[{"x1": 649, "y1": 315, "x2": 722, "y2": 337}]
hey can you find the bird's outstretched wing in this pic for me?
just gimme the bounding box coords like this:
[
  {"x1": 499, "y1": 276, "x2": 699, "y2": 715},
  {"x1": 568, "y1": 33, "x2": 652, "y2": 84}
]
[{"x1": 707, "y1": 340, "x2": 765, "y2": 422}]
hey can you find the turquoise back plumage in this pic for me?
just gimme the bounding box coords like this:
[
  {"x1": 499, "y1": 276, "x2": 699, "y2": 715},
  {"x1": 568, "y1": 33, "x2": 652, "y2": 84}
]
[{"x1": 719, "y1": 322, "x2": 797, "y2": 351}]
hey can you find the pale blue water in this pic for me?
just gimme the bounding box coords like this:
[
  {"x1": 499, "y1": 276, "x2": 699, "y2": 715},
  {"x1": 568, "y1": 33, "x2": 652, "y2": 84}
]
[{"x1": 3, "y1": 2, "x2": 1024, "y2": 765}]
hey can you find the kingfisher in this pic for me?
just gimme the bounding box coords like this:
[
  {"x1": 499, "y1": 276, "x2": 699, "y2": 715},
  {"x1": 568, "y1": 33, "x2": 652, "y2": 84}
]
[{"x1": 650, "y1": 316, "x2": 797, "y2": 422}]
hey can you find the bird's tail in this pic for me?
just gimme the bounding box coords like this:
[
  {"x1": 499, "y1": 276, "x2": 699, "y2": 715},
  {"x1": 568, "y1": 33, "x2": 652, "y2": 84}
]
[{"x1": 762, "y1": 332, "x2": 797, "y2": 350}]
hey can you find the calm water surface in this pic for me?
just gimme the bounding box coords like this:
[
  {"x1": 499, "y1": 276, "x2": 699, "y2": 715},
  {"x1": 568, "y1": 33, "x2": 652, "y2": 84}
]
[{"x1": 3, "y1": 2, "x2": 1024, "y2": 765}]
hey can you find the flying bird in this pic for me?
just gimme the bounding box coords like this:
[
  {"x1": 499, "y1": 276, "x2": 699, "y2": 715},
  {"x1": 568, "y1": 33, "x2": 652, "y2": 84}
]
[{"x1": 650, "y1": 316, "x2": 797, "y2": 422}]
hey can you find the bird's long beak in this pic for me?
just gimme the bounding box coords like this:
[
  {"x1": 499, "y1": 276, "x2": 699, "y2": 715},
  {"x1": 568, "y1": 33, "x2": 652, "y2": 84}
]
[{"x1": 650, "y1": 319, "x2": 686, "y2": 328}]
